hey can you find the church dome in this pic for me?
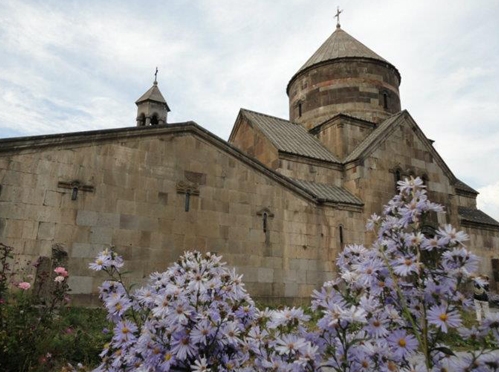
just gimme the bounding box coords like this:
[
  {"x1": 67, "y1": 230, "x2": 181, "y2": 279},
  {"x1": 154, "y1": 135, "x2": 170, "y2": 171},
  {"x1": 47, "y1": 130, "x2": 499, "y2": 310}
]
[{"x1": 287, "y1": 26, "x2": 401, "y2": 129}]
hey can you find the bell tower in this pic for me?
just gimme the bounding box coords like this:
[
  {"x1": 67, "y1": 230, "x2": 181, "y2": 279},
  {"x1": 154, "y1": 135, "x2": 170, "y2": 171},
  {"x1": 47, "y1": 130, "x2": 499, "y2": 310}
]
[{"x1": 135, "y1": 68, "x2": 170, "y2": 126}]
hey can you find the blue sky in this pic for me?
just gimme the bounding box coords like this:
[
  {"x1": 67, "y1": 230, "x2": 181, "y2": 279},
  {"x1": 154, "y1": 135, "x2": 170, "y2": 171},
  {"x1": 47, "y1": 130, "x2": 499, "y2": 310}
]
[{"x1": 0, "y1": 0, "x2": 498, "y2": 220}]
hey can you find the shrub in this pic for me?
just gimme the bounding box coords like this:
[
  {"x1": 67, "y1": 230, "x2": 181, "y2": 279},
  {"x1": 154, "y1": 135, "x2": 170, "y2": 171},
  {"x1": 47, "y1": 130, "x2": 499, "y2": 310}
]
[
  {"x1": 93, "y1": 178, "x2": 499, "y2": 370},
  {"x1": 0, "y1": 244, "x2": 110, "y2": 371}
]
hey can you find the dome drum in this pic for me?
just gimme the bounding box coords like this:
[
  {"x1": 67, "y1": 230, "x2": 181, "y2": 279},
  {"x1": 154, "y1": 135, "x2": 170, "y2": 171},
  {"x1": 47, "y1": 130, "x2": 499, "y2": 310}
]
[{"x1": 289, "y1": 58, "x2": 401, "y2": 129}]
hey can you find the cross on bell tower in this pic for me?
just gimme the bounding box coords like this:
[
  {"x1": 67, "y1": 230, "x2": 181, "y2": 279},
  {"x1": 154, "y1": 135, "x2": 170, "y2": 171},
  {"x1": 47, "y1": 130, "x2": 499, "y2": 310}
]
[{"x1": 135, "y1": 68, "x2": 171, "y2": 126}]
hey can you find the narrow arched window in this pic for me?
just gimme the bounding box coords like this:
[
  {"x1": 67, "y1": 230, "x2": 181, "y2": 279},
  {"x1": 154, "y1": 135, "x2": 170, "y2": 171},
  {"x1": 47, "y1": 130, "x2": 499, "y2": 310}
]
[
  {"x1": 298, "y1": 102, "x2": 302, "y2": 117},
  {"x1": 151, "y1": 114, "x2": 159, "y2": 125},
  {"x1": 395, "y1": 169, "x2": 402, "y2": 192},
  {"x1": 383, "y1": 92, "x2": 389, "y2": 109},
  {"x1": 339, "y1": 225, "x2": 344, "y2": 248},
  {"x1": 421, "y1": 174, "x2": 429, "y2": 186}
]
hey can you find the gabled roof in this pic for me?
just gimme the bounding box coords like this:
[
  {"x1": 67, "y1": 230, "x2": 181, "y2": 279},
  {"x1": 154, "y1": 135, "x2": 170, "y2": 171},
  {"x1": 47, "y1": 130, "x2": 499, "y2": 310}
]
[
  {"x1": 344, "y1": 111, "x2": 403, "y2": 163},
  {"x1": 455, "y1": 179, "x2": 479, "y2": 195},
  {"x1": 135, "y1": 82, "x2": 170, "y2": 110},
  {"x1": 309, "y1": 113, "x2": 376, "y2": 136},
  {"x1": 344, "y1": 110, "x2": 456, "y2": 182},
  {"x1": 291, "y1": 178, "x2": 363, "y2": 206},
  {"x1": 458, "y1": 206, "x2": 499, "y2": 228},
  {"x1": 238, "y1": 109, "x2": 340, "y2": 163}
]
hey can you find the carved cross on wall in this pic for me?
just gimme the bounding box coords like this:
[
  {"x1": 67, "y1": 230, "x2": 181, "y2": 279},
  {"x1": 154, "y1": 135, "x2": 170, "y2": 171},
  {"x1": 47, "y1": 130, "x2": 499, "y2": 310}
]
[
  {"x1": 176, "y1": 180, "x2": 200, "y2": 212},
  {"x1": 57, "y1": 181, "x2": 94, "y2": 200},
  {"x1": 257, "y1": 208, "x2": 275, "y2": 244}
]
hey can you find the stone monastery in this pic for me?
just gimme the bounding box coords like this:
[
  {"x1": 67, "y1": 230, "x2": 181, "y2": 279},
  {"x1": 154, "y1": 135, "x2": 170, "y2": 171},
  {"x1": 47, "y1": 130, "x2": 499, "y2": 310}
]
[{"x1": 1, "y1": 22, "x2": 498, "y2": 305}]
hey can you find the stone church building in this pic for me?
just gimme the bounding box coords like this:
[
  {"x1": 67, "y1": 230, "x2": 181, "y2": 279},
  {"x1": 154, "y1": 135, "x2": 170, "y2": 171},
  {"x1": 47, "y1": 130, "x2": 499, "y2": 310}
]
[{"x1": 1, "y1": 24, "x2": 498, "y2": 304}]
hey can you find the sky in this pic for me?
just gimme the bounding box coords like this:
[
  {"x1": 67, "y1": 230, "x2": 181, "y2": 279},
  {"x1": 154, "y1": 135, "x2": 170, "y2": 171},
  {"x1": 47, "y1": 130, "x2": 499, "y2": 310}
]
[{"x1": 0, "y1": 0, "x2": 498, "y2": 221}]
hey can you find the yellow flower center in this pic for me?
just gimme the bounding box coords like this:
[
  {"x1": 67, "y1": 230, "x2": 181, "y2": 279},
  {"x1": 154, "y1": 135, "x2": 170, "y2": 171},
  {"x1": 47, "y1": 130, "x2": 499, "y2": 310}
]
[
  {"x1": 398, "y1": 338, "x2": 407, "y2": 347},
  {"x1": 439, "y1": 313, "x2": 448, "y2": 322}
]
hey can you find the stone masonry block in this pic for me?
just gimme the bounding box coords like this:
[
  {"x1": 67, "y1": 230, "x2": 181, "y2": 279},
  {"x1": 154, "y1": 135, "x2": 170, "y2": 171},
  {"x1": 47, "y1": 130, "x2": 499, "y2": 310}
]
[
  {"x1": 89, "y1": 226, "x2": 113, "y2": 244},
  {"x1": 120, "y1": 214, "x2": 139, "y2": 230},
  {"x1": 37, "y1": 222, "x2": 55, "y2": 240},
  {"x1": 284, "y1": 283, "x2": 298, "y2": 297},
  {"x1": 257, "y1": 268, "x2": 274, "y2": 283},
  {"x1": 76, "y1": 210, "x2": 98, "y2": 226},
  {"x1": 97, "y1": 213, "x2": 120, "y2": 228},
  {"x1": 71, "y1": 243, "x2": 107, "y2": 258},
  {"x1": 68, "y1": 276, "x2": 93, "y2": 294},
  {"x1": 237, "y1": 267, "x2": 257, "y2": 282},
  {"x1": 44, "y1": 190, "x2": 62, "y2": 207},
  {"x1": 289, "y1": 258, "x2": 309, "y2": 271},
  {"x1": 4, "y1": 219, "x2": 23, "y2": 238}
]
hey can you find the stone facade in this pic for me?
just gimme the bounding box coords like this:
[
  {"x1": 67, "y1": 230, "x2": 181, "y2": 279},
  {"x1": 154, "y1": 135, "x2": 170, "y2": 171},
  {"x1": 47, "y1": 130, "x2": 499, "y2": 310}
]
[
  {"x1": 1, "y1": 25, "x2": 498, "y2": 305},
  {"x1": 0, "y1": 125, "x2": 364, "y2": 305}
]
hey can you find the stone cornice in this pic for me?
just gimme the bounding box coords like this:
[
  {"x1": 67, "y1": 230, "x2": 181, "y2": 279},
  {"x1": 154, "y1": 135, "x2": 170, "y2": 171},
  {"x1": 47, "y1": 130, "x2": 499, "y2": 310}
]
[{"x1": 278, "y1": 151, "x2": 343, "y2": 170}]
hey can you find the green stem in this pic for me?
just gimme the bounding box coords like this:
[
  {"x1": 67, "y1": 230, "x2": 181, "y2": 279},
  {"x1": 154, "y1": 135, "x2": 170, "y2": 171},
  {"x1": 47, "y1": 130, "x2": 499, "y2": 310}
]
[{"x1": 379, "y1": 248, "x2": 431, "y2": 369}]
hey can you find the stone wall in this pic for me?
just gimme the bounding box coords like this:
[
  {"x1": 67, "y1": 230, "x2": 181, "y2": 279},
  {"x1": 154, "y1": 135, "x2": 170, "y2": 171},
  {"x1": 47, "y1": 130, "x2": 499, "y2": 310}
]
[
  {"x1": 463, "y1": 224, "x2": 499, "y2": 290},
  {"x1": 312, "y1": 116, "x2": 376, "y2": 160},
  {"x1": 344, "y1": 118, "x2": 456, "y2": 228},
  {"x1": 276, "y1": 157, "x2": 341, "y2": 185},
  {"x1": 0, "y1": 126, "x2": 359, "y2": 305},
  {"x1": 229, "y1": 116, "x2": 279, "y2": 169}
]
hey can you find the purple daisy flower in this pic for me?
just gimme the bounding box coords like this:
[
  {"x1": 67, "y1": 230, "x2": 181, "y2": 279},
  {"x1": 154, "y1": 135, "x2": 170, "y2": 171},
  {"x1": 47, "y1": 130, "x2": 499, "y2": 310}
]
[
  {"x1": 387, "y1": 330, "x2": 419, "y2": 360},
  {"x1": 427, "y1": 304, "x2": 461, "y2": 333}
]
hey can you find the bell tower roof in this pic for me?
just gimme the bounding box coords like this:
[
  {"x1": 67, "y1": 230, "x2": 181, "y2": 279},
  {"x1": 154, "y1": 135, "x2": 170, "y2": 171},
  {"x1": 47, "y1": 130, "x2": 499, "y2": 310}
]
[{"x1": 135, "y1": 81, "x2": 170, "y2": 109}]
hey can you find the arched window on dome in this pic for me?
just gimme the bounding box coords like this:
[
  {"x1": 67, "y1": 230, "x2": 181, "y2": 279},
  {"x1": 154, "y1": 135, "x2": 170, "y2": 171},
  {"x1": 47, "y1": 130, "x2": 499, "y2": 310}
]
[
  {"x1": 383, "y1": 91, "x2": 389, "y2": 109},
  {"x1": 150, "y1": 113, "x2": 159, "y2": 125},
  {"x1": 298, "y1": 102, "x2": 303, "y2": 118}
]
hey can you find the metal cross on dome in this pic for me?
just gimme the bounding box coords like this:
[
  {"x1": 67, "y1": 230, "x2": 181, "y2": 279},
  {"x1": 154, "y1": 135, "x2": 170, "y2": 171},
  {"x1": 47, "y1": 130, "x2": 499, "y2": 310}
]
[
  {"x1": 335, "y1": 6, "x2": 343, "y2": 29},
  {"x1": 154, "y1": 67, "x2": 158, "y2": 84}
]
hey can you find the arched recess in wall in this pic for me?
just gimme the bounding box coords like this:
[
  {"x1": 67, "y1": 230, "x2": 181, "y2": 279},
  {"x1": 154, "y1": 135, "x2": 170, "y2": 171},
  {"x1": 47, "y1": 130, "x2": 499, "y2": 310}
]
[
  {"x1": 150, "y1": 113, "x2": 159, "y2": 125},
  {"x1": 339, "y1": 224, "x2": 344, "y2": 248},
  {"x1": 137, "y1": 113, "x2": 146, "y2": 126},
  {"x1": 421, "y1": 173, "x2": 429, "y2": 186},
  {"x1": 394, "y1": 166, "x2": 403, "y2": 192}
]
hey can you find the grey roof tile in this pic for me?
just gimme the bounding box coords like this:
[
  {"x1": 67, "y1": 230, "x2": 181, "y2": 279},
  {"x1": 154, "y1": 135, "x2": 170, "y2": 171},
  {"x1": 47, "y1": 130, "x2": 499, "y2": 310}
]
[
  {"x1": 344, "y1": 111, "x2": 404, "y2": 163},
  {"x1": 458, "y1": 206, "x2": 499, "y2": 227},
  {"x1": 455, "y1": 179, "x2": 479, "y2": 194},
  {"x1": 291, "y1": 178, "x2": 363, "y2": 205},
  {"x1": 136, "y1": 83, "x2": 168, "y2": 106},
  {"x1": 296, "y1": 28, "x2": 394, "y2": 76},
  {"x1": 241, "y1": 109, "x2": 339, "y2": 163}
]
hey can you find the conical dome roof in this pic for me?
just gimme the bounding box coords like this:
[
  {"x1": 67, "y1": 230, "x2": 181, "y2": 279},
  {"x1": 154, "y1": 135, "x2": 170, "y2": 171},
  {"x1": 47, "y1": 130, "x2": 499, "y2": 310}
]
[
  {"x1": 291, "y1": 27, "x2": 399, "y2": 83},
  {"x1": 287, "y1": 26, "x2": 402, "y2": 128}
]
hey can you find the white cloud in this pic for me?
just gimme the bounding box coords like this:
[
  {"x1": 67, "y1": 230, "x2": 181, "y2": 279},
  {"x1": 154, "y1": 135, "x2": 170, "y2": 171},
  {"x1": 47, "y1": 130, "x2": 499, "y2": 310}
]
[
  {"x1": 0, "y1": 0, "x2": 497, "y2": 198},
  {"x1": 478, "y1": 181, "x2": 499, "y2": 222}
]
